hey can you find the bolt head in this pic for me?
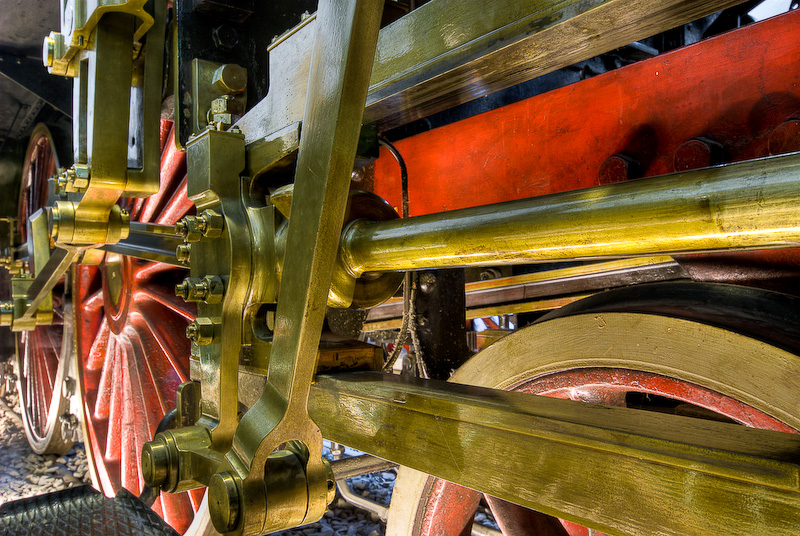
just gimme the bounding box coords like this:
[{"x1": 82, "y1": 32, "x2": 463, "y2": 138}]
[
  {"x1": 202, "y1": 276, "x2": 224, "y2": 304},
  {"x1": 212, "y1": 64, "x2": 247, "y2": 94},
  {"x1": 598, "y1": 154, "x2": 641, "y2": 184},
  {"x1": 199, "y1": 210, "x2": 224, "y2": 239},
  {"x1": 186, "y1": 317, "x2": 215, "y2": 345},
  {"x1": 212, "y1": 25, "x2": 239, "y2": 51}
]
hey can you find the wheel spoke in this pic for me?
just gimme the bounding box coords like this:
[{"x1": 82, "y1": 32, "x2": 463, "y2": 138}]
[
  {"x1": 83, "y1": 288, "x2": 105, "y2": 317},
  {"x1": 135, "y1": 287, "x2": 196, "y2": 321},
  {"x1": 155, "y1": 175, "x2": 193, "y2": 226},
  {"x1": 72, "y1": 120, "x2": 206, "y2": 532},
  {"x1": 141, "y1": 139, "x2": 186, "y2": 223},
  {"x1": 87, "y1": 318, "x2": 111, "y2": 371},
  {"x1": 103, "y1": 338, "x2": 123, "y2": 461},
  {"x1": 188, "y1": 488, "x2": 204, "y2": 512},
  {"x1": 120, "y1": 336, "x2": 143, "y2": 494},
  {"x1": 33, "y1": 342, "x2": 47, "y2": 433},
  {"x1": 134, "y1": 261, "x2": 181, "y2": 282},
  {"x1": 133, "y1": 304, "x2": 191, "y2": 381},
  {"x1": 160, "y1": 490, "x2": 194, "y2": 533},
  {"x1": 485, "y1": 496, "x2": 569, "y2": 536},
  {"x1": 93, "y1": 334, "x2": 116, "y2": 419},
  {"x1": 128, "y1": 321, "x2": 170, "y2": 423},
  {"x1": 41, "y1": 327, "x2": 59, "y2": 391}
]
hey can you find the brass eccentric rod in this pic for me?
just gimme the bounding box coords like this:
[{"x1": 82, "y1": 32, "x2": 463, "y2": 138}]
[{"x1": 341, "y1": 153, "x2": 800, "y2": 275}]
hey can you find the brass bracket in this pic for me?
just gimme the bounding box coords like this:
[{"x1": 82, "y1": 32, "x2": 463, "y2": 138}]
[
  {"x1": 45, "y1": 0, "x2": 166, "y2": 247},
  {"x1": 190, "y1": 60, "x2": 248, "y2": 138},
  {"x1": 44, "y1": 0, "x2": 154, "y2": 77}
]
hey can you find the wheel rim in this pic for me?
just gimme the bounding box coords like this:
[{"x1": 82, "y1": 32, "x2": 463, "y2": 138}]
[
  {"x1": 16, "y1": 124, "x2": 73, "y2": 455},
  {"x1": 386, "y1": 305, "x2": 800, "y2": 536},
  {"x1": 74, "y1": 121, "x2": 206, "y2": 533}
]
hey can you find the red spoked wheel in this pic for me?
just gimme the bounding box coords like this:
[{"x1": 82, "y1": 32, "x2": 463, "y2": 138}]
[
  {"x1": 74, "y1": 120, "x2": 207, "y2": 533},
  {"x1": 386, "y1": 285, "x2": 800, "y2": 536},
  {"x1": 15, "y1": 124, "x2": 74, "y2": 455}
]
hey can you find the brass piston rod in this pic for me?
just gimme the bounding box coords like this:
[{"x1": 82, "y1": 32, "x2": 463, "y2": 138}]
[{"x1": 341, "y1": 153, "x2": 800, "y2": 276}]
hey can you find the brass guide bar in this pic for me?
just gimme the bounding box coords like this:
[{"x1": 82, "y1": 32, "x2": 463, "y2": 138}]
[
  {"x1": 309, "y1": 372, "x2": 800, "y2": 536},
  {"x1": 238, "y1": 0, "x2": 747, "y2": 142},
  {"x1": 101, "y1": 222, "x2": 184, "y2": 265},
  {"x1": 342, "y1": 153, "x2": 800, "y2": 275}
]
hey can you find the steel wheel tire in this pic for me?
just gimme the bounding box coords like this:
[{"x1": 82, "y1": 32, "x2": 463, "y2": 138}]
[
  {"x1": 73, "y1": 121, "x2": 215, "y2": 534},
  {"x1": 386, "y1": 288, "x2": 800, "y2": 536},
  {"x1": 15, "y1": 124, "x2": 74, "y2": 455}
]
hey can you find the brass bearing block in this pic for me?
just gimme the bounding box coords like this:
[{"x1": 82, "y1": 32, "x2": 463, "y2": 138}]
[{"x1": 48, "y1": 202, "x2": 130, "y2": 245}]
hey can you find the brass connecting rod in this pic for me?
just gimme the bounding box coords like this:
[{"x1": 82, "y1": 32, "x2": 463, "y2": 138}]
[{"x1": 342, "y1": 153, "x2": 800, "y2": 275}]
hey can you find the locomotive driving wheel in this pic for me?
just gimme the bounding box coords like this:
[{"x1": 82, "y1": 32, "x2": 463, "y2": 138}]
[
  {"x1": 15, "y1": 124, "x2": 74, "y2": 455},
  {"x1": 386, "y1": 283, "x2": 800, "y2": 536},
  {"x1": 71, "y1": 121, "x2": 212, "y2": 534}
]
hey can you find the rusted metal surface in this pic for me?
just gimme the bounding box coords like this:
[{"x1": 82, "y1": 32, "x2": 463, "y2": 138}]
[{"x1": 372, "y1": 9, "x2": 800, "y2": 216}]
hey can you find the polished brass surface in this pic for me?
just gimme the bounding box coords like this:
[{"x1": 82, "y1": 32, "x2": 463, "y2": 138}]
[
  {"x1": 342, "y1": 153, "x2": 800, "y2": 275},
  {"x1": 100, "y1": 221, "x2": 185, "y2": 265},
  {"x1": 238, "y1": 0, "x2": 745, "y2": 142},
  {"x1": 8, "y1": 208, "x2": 61, "y2": 331},
  {"x1": 310, "y1": 365, "x2": 800, "y2": 536},
  {"x1": 271, "y1": 187, "x2": 404, "y2": 308},
  {"x1": 387, "y1": 311, "x2": 800, "y2": 535},
  {"x1": 25, "y1": 1, "x2": 796, "y2": 534},
  {"x1": 103, "y1": 253, "x2": 123, "y2": 306},
  {"x1": 191, "y1": 59, "x2": 247, "y2": 136},
  {"x1": 198, "y1": 2, "x2": 385, "y2": 534},
  {"x1": 15, "y1": 247, "x2": 81, "y2": 331},
  {"x1": 0, "y1": 302, "x2": 13, "y2": 327},
  {"x1": 43, "y1": 0, "x2": 154, "y2": 78},
  {"x1": 45, "y1": 0, "x2": 165, "y2": 247},
  {"x1": 183, "y1": 128, "x2": 248, "y2": 449}
]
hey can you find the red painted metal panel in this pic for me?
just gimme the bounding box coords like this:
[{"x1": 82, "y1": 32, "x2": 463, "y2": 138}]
[{"x1": 372, "y1": 10, "x2": 800, "y2": 217}]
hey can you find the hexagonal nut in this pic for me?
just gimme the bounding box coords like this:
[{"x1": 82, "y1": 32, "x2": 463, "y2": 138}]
[
  {"x1": 202, "y1": 275, "x2": 224, "y2": 304},
  {"x1": 210, "y1": 95, "x2": 244, "y2": 116},
  {"x1": 211, "y1": 113, "x2": 235, "y2": 128},
  {"x1": 211, "y1": 24, "x2": 239, "y2": 51},
  {"x1": 177, "y1": 216, "x2": 203, "y2": 242},
  {"x1": 175, "y1": 277, "x2": 204, "y2": 301},
  {"x1": 199, "y1": 209, "x2": 224, "y2": 239},
  {"x1": 210, "y1": 96, "x2": 233, "y2": 115},
  {"x1": 212, "y1": 64, "x2": 247, "y2": 94},
  {"x1": 186, "y1": 317, "x2": 215, "y2": 345},
  {"x1": 73, "y1": 164, "x2": 90, "y2": 179}
]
